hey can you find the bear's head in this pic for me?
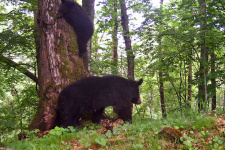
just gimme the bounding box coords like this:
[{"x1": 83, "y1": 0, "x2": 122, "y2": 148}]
[
  {"x1": 130, "y1": 79, "x2": 143, "y2": 104},
  {"x1": 59, "y1": 0, "x2": 76, "y2": 15}
]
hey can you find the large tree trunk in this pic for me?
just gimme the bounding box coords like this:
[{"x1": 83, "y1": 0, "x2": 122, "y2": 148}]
[
  {"x1": 82, "y1": 0, "x2": 95, "y2": 74},
  {"x1": 28, "y1": 0, "x2": 88, "y2": 131},
  {"x1": 119, "y1": 0, "x2": 134, "y2": 80}
]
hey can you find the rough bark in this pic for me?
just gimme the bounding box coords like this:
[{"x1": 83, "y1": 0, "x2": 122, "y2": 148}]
[
  {"x1": 82, "y1": 0, "x2": 95, "y2": 74},
  {"x1": 28, "y1": 0, "x2": 88, "y2": 131},
  {"x1": 119, "y1": 0, "x2": 134, "y2": 80}
]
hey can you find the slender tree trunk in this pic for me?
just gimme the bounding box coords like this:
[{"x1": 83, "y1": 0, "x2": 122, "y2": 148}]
[
  {"x1": 211, "y1": 50, "x2": 216, "y2": 110},
  {"x1": 82, "y1": 0, "x2": 95, "y2": 74},
  {"x1": 158, "y1": 0, "x2": 167, "y2": 118},
  {"x1": 28, "y1": 0, "x2": 88, "y2": 131},
  {"x1": 198, "y1": 0, "x2": 207, "y2": 111},
  {"x1": 112, "y1": 0, "x2": 119, "y2": 75},
  {"x1": 187, "y1": 63, "x2": 192, "y2": 107},
  {"x1": 223, "y1": 85, "x2": 225, "y2": 111},
  {"x1": 159, "y1": 71, "x2": 167, "y2": 118},
  {"x1": 119, "y1": 0, "x2": 134, "y2": 80},
  {"x1": 119, "y1": 0, "x2": 135, "y2": 118},
  {"x1": 198, "y1": 48, "x2": 207, "y2": 110}
]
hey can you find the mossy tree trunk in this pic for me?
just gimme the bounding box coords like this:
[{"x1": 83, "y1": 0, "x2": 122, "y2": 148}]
[{"x1": 28, "y1": 0, "x2": 88, "y2": 131}]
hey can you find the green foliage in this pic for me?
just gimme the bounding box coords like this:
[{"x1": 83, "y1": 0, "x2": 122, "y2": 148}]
[
  {"x1": 50, "y1": 127, "x2": 70, "y2": 136},
  {"x1": 1, "y1": 113, "x2": 224, "y2": 149},
  {"x1": 95, "y1": 137, "x2": 106, "y2": 146},
  {"x1": 0, "y1": 0, "x2": 38, "y2": 139},
  {"x1": 105, "y1": 130, "x2": 112, "y2": 138},
  {"x1": 1, "y1": 0, "x2": 225, "y2": 148}
]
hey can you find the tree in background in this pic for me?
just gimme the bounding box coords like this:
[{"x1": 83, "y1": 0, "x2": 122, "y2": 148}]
[
  {"x1": 158, "y1": 0, "x2": 167, "y2": 118},
  {"x1": 138, "y1": 0, "x2": 225, "y2": 115},
  {"x1": 111, "y1": 0, "x2": 119, "y2": 75},
  {"x1": 197, "y1": 0, "x2": 207, "y2": 111},
  {"x1": 82, "y1": 0, "x2": 95, "y2": 74},
  {"x1": 119, "y1": 0, "x2": 134, "y2": 80}
]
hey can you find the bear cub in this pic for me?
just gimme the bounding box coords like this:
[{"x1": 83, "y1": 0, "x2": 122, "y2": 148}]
[{"x1": 59, "y1": 0, "x2": 94, "y2": 56}]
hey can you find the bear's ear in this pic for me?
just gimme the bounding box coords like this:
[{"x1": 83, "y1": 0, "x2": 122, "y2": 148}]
[{"x1": 137, "y1": 79, "x2": 143, "y2": 86}]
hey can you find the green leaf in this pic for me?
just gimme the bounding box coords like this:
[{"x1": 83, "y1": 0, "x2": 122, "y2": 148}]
[
  {"x1": 183, "y1": 141, "x2": 192, "y2": 147},
  {"x1": 95, "y1": 138, "x2": 106, "y2": 146},
  {"x1": 105, "y1": 130, "x2": 112, "y2": 138}
]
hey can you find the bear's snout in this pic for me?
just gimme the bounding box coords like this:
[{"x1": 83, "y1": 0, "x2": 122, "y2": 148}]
[{"x1": 136, "y1": 97, "x2": 141, "y2": 104}]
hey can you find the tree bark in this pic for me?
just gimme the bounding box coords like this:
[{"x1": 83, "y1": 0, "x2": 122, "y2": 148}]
[
  {"x1": 211, "y1": 50, "x2": 216, "y2": 110},
  {"x1": 112, "y1": 0, "x2": 119, "y2": 75},
  {"x1": 119, "y1": 0, "x2": 134, "y2": 80},
  {"x1": 187, "y1": 64, "x2": 192, "y2": 107},
  {"x1": 223, "y1": 85, "x2": 225, "y2": 111},
  {"x1": 158, "y1": 0, "x2": 167, "y2": 118},
  {"x1": 82, "y1": 0, "x2": 95, "y2": 74},
  {"x1": 119, "y1": 0, "x2": 135, "y2": 119},
  {"x1": 28, "y1": 0, "x2": 88, "y2": 131},
  {"x1": 159, "y1": 71, "x2": 167, "y2": 118},
  {"x1": 198, "y1": 0, "x2": 207, "y2": 111}
]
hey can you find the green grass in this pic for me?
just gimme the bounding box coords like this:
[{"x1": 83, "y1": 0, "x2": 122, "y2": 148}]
[{"x1": 1, "y1": 111, "x2": 223, "y2": 150}]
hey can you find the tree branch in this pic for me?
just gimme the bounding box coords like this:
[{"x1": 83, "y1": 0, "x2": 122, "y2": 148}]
[{"x1": 0, "y1": 54, "x2": 38, "y2": 84}]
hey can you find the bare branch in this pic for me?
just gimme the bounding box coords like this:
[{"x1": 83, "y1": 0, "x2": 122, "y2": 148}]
[{"x1": 0, "y1": 54, "x2": 38, "y2": 84}]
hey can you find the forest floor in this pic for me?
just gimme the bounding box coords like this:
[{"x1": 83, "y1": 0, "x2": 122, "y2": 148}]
[
  {"x1": 1, "y1": 112, "x2": 225, "y2": 150},
  {"x1": 62, "y1": 113, "x2": 225, "y2": 150}
]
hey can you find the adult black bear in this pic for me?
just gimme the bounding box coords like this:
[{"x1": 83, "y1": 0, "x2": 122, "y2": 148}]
[
  {"x1": 58, "y1": 0, "x2": 94, "y2": 56},
  {"x1": 53, "y1": 75, "x2": 143, "y2": 128}
]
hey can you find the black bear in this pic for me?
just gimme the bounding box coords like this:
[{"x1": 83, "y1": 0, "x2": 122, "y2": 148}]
[
  {"x1": 53, "y1": 75, "x2": 143, "y2": 128},
  {"x1": 58, "y1": 0, "x2": 94, "y2": 56}
]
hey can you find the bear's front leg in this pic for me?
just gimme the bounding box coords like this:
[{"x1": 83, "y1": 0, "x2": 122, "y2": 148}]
[
  {"x1": 92, "y1": 107, "x2": 105, "y2": 123},
  {"x1": 60, "y1": 110, "x2": 81, "y2": 128}
]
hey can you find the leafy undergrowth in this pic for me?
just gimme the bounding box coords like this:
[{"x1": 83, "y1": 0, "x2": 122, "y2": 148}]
[{"x1": 1, "y1": 112, "x2": 225, "y2": 150}]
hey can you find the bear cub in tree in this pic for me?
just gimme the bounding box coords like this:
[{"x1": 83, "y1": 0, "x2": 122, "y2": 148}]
[
  {"x1": 52, "y1": 75, "x2": 143, "y2": 128},
  {"x1": 59, "y1": 0, "x2": 94, "y2": 57}
]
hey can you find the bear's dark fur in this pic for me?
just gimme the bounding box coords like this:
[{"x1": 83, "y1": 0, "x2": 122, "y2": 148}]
[
  {"x1": 53, "y1": 75, "x2": 143, "y2": 128},
  {"x1": 112, "y1": 103, "x2": 133, "y2": 122},
  {"x1": 59, "y1": 0, "x2": 94, "y2": 56}
]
